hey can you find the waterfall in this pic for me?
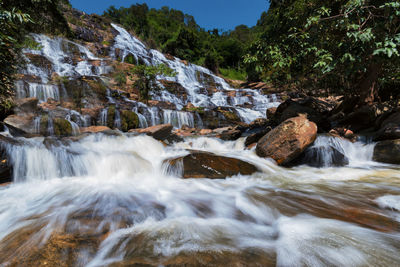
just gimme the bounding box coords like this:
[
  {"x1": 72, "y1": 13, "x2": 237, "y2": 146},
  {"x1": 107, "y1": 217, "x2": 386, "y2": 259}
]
[
  {"x1": 27, "y1": 83, "x2": 60, "y2": 102},
  {"x1": 114, "y1": 109, "x2": 121, "y2": 129},
  {"x1": 162, "y1": 110, "x2": 195, "y2": 128},
  {"x1": 47, "y1": 115, "x2": 54, "y2": 135},
  {"x1": 33, "y1": 116, "x2": 41, "y2": 134},
  {"x1": 99, "y1": 108, "x2": 108, "y2": 126},
  {"x1": 66, "y1": 114, "x2": 81, "y2": 135}
]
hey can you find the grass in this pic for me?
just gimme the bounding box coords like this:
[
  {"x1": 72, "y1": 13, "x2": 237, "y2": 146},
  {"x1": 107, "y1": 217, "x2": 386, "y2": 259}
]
[{"x1": 219, "y1": 68, "x2": 247, "y2": 81}]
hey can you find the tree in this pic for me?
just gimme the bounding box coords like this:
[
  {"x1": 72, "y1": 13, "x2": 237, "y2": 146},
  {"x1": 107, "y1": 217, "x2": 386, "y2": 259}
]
[
  {"x1": 245, "y1": 0, "x2": 400, "y2": 104},
  {"x1": 131, "y1": 64, "x2": 176, "y2": 103}
]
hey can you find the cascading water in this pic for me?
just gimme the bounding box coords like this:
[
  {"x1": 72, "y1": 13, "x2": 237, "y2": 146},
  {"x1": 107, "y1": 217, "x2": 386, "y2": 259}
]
[
  {"x1": 162, "y1": 110, "x2": 195, "y2": 128},
  {"x1": 0, "y1": 133, "x2": 400, "y2": 266},
  {"x1": 110, "y1": 23, "x2": 281, "y2": 123}
]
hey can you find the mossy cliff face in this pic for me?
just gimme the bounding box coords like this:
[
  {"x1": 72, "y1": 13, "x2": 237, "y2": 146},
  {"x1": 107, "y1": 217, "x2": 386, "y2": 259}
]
[
  {"x1": 106, "y1": 105, "x2": 116, "y2": 129},
  {"x1": 39, "y1": 115, "x2": 73, "y2": 136}
]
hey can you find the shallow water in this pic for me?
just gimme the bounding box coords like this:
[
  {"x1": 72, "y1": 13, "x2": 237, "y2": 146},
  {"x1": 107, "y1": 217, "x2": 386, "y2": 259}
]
[{"x1": 0, "y1": 134, "x2": 399, "y2": 266}]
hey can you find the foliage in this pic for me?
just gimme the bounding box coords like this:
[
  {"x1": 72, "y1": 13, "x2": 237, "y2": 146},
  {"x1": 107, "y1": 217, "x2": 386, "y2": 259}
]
[
  {"x1": 219, "y1": 68, "x2": 247, "y2": 81},
  {"x1": 130, "y1": 64, "x2": 176, "y2": 103},
  {"x1": 245, "y1": 0, "x2": 400, "y2": 102},
  {"x1": 113, "y1": 72, "x2": 127, "y2": 86}
]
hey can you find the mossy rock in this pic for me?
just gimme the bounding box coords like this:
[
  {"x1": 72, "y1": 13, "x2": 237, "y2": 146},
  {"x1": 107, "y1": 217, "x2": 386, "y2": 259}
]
[
  {"x1": 85, "y1": 78, "x2": 107, "y2": 99},
  {"x1": 53, "y1": 118, "x2": 73, "y2": 136},
  {"x1": 121, "y1": 110, "x2": 139, "y2": 132},
  {"x1": 39, "y1": 116, "x2": 72, "y2": 136},
  {"x1": 106, "y1": 105, "x2": 116, "y2": 129},
  {"x1": 220, "y1": 110, "x2": 240, "y2": 122},
  {"x1": 124, "y1": 53, "x2": 136, "y2": 65}
]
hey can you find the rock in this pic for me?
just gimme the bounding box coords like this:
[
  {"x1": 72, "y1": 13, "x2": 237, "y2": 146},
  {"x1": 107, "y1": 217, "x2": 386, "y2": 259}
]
[
  {"x1": 329, "y1": 128, "x2": 357, "y2": 142},
  {"x1": 13, "y1": 98, "x2": 39, "y2": 114},
  {"x1": 129, "y1": 124, "x2": 173, "y2": 141},
  {"x1": 4, "y1": 115, "x2": 34, "y2": 135},
  {"x1": 336, "y1": 105, "x2": 380, "y2": 132},
  {"x1": 199, "y1": 129, "x2": 212, "y2": 135},
  {"x1": 272, "y1": 98, "x2": 331, "y2": 131},
  {"x1": 212, "y1": 126, "x2": 242, "y2": 141},
  {"x1": 80, "y1": 126, "x2": 111, "y2": 133},
  {"x1": 0, "y1": 135, "x2": 20, "y2": 184},
  {"x1": 245, "y1": 127, "x2": 272, "y2": 147},
  {"x1": 266, "y1": 107, "x2": 277, "y2": 119},
  {"x1": 373, "y1": 139, "x2": 400, "y2": 164},
  {"x1": 165, "y1": 151, "x2": 258, "y2": 179},
  {"x1": 374, "y1": 111, "x2": 400, "y2": 141},
  {"x1": 256, "y1": 115, "x2": 318, "y2": 165},
  {"x1": 289, "y1": 145, "x2": 349, "y2": 167}
]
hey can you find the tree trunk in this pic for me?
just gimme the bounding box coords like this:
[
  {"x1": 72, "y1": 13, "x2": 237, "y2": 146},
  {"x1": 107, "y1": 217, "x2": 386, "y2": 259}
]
[{"x1": 357, "y1": 62, "x2": 383, "y2": 104}]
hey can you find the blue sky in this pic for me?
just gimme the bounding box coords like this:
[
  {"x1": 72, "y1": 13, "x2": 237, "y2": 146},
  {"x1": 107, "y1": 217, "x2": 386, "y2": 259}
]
[{"x1": 69, "y1": 0, "x2": 269, "y2": 30}]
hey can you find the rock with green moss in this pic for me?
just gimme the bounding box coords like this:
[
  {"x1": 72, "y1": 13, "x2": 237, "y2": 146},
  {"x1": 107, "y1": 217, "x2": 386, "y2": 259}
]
[
  {"x1": 39, "y1": 116, "x2": 73, "y2": 136},
  {"x1": 121, "y1": 110, "x2": 139, "y2": 132},
  {"x1": 106, "y1": 105, "x2": 116, "y2": 129}
]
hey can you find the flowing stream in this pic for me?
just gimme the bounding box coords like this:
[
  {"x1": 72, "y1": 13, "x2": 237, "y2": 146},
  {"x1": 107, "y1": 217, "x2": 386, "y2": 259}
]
[{"x1": 0, "y1": 133, "x2": 399, "y2": 266}]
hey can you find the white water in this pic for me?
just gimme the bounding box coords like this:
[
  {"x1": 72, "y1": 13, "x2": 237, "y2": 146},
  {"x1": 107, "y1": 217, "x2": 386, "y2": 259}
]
[{"x1": 0, "y1": 134, "x2": 399, "y2": 265}]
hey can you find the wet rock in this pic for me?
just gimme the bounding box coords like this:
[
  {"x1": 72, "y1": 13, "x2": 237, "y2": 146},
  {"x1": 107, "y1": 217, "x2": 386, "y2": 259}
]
[
  {"x1": 373, "y1": 139, "x2": 400, "y2": 164},
  {"x1": 4, "y1": 114, "x2": 34, "y2": 135},
  {"x1": 0, "y1": 135, "x2": 20, "y2": 184},
  {"x1": 80, "y1": 126, "x2": 111, "y2": 133},
  {"x1": 266, "y1": 107, "x2": 277, "y2": 119},
  {"x1": 374, "y1": 111, "x2": 400, "y2": 141},
  {"x1": 245, "y1": 127, "x2": 272, "y2": 147},
  {"x1": 289, "y1": 146, "x2": 349, "y2": 168},
  {"x1": 256, "y1": 115, "x2": 317, "y2": 165},
  {"x1": 165, "y1": 151, "x2": 258, "y2": 179},
  {"x1": 130, "y1": 124, "x2": 173, "y2": 141},
  {"x1": 13, "y1": 98, "x2": 39, "y2": 114},
  {"x1": 329, "y1": 128, "x2": 357, "y2": 142},
  {"x1": 120, "y1": 110, "x2": 139, "y2": 132},
  {"x1": 213, "y1": 126, "x2": 242, "y2": 141}
]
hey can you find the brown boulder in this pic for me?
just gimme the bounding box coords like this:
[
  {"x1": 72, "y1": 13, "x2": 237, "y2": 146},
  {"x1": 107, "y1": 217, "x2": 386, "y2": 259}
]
[
  {"x1": 212, "y1": 126, "x2": 242, "y2": 141},
  {"x1": 256, "y1": 115, "x2": 317, "y2": 165},
  {"x1": 130, "y1": 124, "x2": 173, "y2": 141},
  {"x1": 14, "y1": 98, "x2": 39, "y2": 114},
  {"x1": 373, "y1": 139, "x2": 400, "y2": 164},
  {"x1": 165, "y1": 151, "x2": 258, "y2": 179},
  {"x1": 80, "y1": 126, "x2": 111, "y2": 133}
]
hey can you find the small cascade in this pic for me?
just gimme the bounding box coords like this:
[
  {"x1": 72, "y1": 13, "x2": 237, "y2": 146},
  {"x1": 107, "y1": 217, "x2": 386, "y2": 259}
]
[
  {"x1": 301, "y1": 135, "x2": 376, "y2": 167},
  {"x1": 162, "y1": 110, "x2": 195, "y2": 128},
  {"x1": 133, "y1": 107, "x2": 148, "y2": 128},
  {"x1": 27, "y1": 83, "x2": 60, "y2": 102},
  {"x1": 99, "y1": 108, "x2": 108, "y2": 126},
  {"x1": 47, "y1": 115, "x2": 54, "y2": 135},
  {"x1": 66, "y1": 114, "x2": 81, "y2": 135},
  {"x1": 114, "y1": 109, "x2": 122, "y2": 129},
  {"x1": 149, "y1": 107, "x2": 161, "y2": 126},
  {"x1": 33, "y1": 116, "x2": 41, "y2": 134}
]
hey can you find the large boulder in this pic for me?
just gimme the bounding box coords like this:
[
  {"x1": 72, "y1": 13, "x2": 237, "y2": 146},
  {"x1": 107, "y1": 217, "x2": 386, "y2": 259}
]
[
  {"x1": 129, "y1": 124, "x2": 173, "y2": 141},
  {"x1": 165, "y1": 151, "x2": 258, "y2": 179},
  {"x1": 272, "y1": 97, "x2": 333, "y2": 131},
  {"x1": 374, "y1": 111, "x2": 400, "y2": 141},
  {"x1": 256, "y1": 115, "x2": 318, "y2": 165},
  {"x1": 373, "y1": 139, "x2": 400, "y2": 164},
  {"x1": 13, "y1": 97, "x2": 39, "y2": 114}
]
